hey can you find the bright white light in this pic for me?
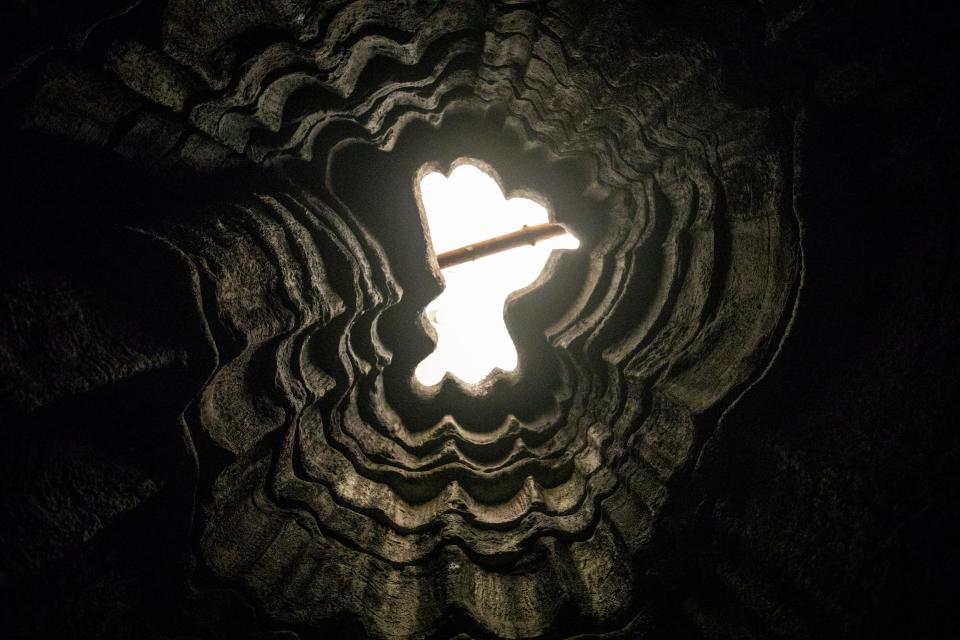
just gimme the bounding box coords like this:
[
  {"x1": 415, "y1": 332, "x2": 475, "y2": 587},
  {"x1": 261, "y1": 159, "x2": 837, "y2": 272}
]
[{"x1": 414, "y1": 162, "x2": 579, "y2": 386}]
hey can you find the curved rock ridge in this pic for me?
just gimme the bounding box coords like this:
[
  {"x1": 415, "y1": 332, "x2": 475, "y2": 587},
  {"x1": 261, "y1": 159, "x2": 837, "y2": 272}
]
[{"x1": 10, "y1": 0, "x2": 800, "y2": 637}]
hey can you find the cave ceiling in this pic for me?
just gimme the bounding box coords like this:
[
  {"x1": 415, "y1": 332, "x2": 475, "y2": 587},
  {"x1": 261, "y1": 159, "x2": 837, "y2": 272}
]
[{"x1": 1, "y1": 1, "x2": 958, "y2": 639}]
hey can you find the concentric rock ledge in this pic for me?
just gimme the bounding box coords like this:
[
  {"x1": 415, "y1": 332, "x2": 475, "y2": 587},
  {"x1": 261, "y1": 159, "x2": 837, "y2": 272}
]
[{"x1": 1, "y1": 1, "x2": 804, "y2": 638}]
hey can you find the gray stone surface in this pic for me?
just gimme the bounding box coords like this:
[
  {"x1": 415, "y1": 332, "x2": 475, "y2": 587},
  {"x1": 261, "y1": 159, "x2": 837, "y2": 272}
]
[{"x1": 1, "y1": 1, "x2": 957, "y2": 638}]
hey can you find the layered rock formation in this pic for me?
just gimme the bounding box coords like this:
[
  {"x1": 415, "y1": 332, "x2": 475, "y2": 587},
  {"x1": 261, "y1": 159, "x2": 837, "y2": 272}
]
[{"x1": 1, "y1": 1, "x2": 957, "y2": 639}]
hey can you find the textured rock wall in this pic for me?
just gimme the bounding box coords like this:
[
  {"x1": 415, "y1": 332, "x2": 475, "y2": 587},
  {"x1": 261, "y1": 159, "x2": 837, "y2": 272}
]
[{"x1": 1, "y1": 1, "x2": 958, "y2": 639}]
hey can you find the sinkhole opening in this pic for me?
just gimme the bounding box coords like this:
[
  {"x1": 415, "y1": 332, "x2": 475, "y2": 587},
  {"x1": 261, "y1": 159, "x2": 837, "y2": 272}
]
[{"x1": 414, "y1": 161, "x2": 579, "y2": 386}]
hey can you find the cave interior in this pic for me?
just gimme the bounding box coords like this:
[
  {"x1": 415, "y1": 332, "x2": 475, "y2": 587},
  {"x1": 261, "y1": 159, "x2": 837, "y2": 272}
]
[{"x1": 1, "y1": 1, "x2": 959, "y2": 638}]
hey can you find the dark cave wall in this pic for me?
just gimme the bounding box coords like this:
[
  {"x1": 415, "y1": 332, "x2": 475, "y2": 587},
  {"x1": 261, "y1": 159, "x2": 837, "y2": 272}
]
[
  {"x1": 676, "y1": 72, "x2": 960, "y2": 639},
  {"x1": 1, "y1": 1, "x2": 959, "y2": 639},
  {"x1": 667, "y1": 4, "x2": 960, "y2": 636}
]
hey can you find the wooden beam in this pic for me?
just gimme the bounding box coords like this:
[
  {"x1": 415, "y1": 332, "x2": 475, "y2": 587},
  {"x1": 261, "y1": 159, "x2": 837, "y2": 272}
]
[{"x1": 436, "y1": 223, "x2": 568, "y2": 269}]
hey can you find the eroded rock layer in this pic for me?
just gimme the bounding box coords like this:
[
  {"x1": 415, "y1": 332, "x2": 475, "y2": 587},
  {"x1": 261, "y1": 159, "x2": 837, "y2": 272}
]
[{"x1": 3, "y1": 1, "x2": 817, "y2": 638}]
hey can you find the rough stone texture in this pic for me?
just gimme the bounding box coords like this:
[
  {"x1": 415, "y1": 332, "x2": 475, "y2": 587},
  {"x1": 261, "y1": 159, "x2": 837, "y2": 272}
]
[{"x1": 1, "y1": 1, "x2": 958, "y2": 639}]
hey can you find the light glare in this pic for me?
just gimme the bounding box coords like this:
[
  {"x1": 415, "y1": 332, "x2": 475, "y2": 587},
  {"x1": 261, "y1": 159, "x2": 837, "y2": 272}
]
[{"x1": 415, "y1": 163, "x2": 579, "y2": 386}]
